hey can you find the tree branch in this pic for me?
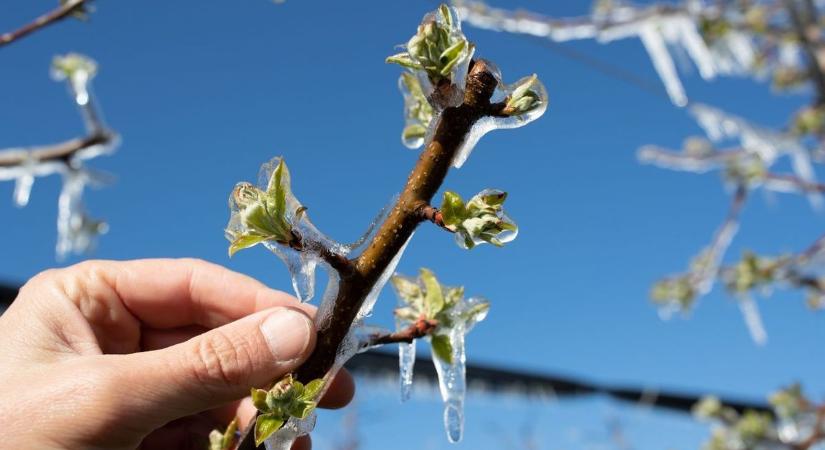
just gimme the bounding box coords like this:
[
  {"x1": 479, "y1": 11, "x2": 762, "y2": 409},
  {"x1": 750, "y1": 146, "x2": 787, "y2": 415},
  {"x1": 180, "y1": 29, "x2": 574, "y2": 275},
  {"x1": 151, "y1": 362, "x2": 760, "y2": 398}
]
[
  {"x1": 235, "y1": 59, "x2": 504, "y2": 449},
  {"x1": 785, "y1": 0, "x2": 825, "y2": 105},
  {"x1": 0, "y1": 132, "x2": 111, "y2": 169},
  {"x1": 363, "y1": 318, "x2": 438, "y2": 348},
  {"x1": 0, "y1": 0, "x2": 87, "y2": 49}
]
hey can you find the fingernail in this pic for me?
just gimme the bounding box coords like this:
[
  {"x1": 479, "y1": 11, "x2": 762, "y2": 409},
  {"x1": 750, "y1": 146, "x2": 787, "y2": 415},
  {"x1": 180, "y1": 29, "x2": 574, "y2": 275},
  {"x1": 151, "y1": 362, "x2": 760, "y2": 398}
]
[{"x1": 260, "y1": 308, "x2": 313, "y2": 363}]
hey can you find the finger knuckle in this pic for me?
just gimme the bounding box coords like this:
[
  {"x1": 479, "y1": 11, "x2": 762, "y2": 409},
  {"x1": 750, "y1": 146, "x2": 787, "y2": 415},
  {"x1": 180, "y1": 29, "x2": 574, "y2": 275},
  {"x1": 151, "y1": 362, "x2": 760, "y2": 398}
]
[{"x1": 190, "y1": 331, "x2": 254, "y2": 388}]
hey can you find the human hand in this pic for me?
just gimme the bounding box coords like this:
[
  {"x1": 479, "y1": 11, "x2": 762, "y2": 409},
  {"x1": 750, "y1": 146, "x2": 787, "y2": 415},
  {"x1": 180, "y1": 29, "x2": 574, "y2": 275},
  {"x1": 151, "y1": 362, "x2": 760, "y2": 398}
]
[{"x1": 0, "y1": 258, "x2": 354, "y2": 450}]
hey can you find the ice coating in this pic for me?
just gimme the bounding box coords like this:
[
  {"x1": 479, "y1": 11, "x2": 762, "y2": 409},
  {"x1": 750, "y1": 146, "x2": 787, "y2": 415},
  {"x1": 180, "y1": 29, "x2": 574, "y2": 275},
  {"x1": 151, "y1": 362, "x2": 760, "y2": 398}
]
[
  {"x1": 398, "y1": 73, "x2": 435, "y2": 149},
  {"x1": 263, "y1": 243, "x2": 320, "y2": 303},
  {"x1": 263, "y1": 415, "x2": 316, "y2": 450},
  {"x1": 226, "y1": 156, "x2": 350, "y2": 302},
  {"x1": 356, "y1": 233, "x2": 413, "y2": 322},
  {"x1": 452, "y1": 72, "x2": 548, "y2": 168},
  {"x1": 388, "y1": 4, "x2": 475, "y2": 111},
  {"x1": 257, "y1": 232, "x2": 415, "y2": 446}
]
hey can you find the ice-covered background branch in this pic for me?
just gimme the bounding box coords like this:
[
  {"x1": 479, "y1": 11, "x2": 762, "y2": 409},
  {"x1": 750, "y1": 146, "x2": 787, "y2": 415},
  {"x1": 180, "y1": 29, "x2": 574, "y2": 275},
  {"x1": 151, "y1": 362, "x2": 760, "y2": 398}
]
[{"x1": 0, "y1": 53, "x2": 118, "y2": 259}]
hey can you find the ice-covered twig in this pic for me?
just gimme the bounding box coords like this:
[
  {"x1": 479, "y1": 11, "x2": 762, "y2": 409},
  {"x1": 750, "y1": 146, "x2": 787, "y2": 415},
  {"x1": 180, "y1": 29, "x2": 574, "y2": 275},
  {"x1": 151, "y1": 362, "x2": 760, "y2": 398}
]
[
  {"x1": 0, "y1": 0, "x2": 90, "y2": 48},
  {"x1": 360, "y1": 318, "x2": 438, "y2": 348},
  {"x1": 651, "y1": 185, "x2": 747, "y2": 314},
  {"x1": 235, "y1": 55, "x2": 541, "y2": 450}
]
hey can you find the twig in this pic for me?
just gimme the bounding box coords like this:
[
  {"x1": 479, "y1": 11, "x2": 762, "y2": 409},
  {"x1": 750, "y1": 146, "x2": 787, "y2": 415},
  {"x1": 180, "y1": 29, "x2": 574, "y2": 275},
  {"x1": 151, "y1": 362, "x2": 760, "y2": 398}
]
[
  {"x1": 0, "y1": 0, "x2": 87, "y2": 49},
  {"x1": 764, "y1": 172, "x2": 825, "y2": 193},
  {"x1": 0, "y1": 133, "x2": 111, "y2": 168},
  {"x1": 364, "y1": 318, "x2": 438, "y2": 347},
  {"x1": 417, "y1": 204, "x2": 452, "y2": 231},
  {"x1": 235, "y1": 60, "x2": 506, "y2": 449}
]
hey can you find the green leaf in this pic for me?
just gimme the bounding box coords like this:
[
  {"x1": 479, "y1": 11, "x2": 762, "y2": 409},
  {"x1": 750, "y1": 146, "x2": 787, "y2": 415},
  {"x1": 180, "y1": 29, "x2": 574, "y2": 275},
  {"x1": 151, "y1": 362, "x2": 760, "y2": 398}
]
[
  {"x1": 270, "y1": 159, "x2": 288, "y2": 218},
  {"x1": 394, "y1": 306, "x2": 420, "y2": 322},
  {"x1": 431, "y1": 334, "x2": 453, "y2": 364},
  {"x1": 438, "y1": 39, "x2": 466, "y2": 76},
  {"x1": 222, "y1": 418, "x2": 238, "y2": 449},
  {"x1": 251, "y1": 388, "x2": 269, "y2": 412},
  {"x1": 439, "y1": 4, "x2": 452, "y2": 28},
  {"x1": 288, "y1": 400, "x2": 316, "y2": 419},
  {"x1": 402, "y1": 124, "x2": 428, "y2": 141},
  {"x1": 386, "y1": 53, "x2": 421, "y2": 70},
  {"x1": 391, "y1": 275, "x2": 423, "y2": 304},
  {"x1": 420, "y1": 268, "x2": 445, "y2": 318},
  {"x1": 255, "y1": 413, "x2": 285, "y2": 446},
  {"x1": 302, "y1": 379, "x2": 325, "y2": 400},
  {"x1": 440, "y1": 191, "x2": 467, "y2": 228},
  {"x1": 228, "y1": 234, "x2": 268, "y2": 257}
]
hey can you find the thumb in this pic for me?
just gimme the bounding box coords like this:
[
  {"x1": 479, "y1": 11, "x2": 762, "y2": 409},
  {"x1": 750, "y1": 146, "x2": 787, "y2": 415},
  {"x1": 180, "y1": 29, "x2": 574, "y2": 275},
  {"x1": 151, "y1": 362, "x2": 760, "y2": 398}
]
[{"x1": 117, "y1": 307, "x2": 315, "y2": 425}]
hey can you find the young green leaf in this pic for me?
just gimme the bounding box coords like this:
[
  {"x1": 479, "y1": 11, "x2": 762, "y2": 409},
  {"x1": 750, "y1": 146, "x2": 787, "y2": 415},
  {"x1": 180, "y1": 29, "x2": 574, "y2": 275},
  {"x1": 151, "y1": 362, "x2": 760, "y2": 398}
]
[
  {"x1": 251, "y1": 388, "x2": 269, "y2": 412},
  {"x1": 302, "y1": 379, "x2": 325, "y2": 401},
  {"x1": 440, "y1": 191, "x2": 467, "y2": 229},
  {"x1": 228, "y1": 234, "x2": 268, "y2": 257},
  {"x1": 431, "y1": 334, "x2": 453, "y2": 364},
  {"x1": 254, "y1": 413, "x2": 285, "y2": 446},
  {"x1": 420, "y1": 268, "x2": 445, "y2": 318}
]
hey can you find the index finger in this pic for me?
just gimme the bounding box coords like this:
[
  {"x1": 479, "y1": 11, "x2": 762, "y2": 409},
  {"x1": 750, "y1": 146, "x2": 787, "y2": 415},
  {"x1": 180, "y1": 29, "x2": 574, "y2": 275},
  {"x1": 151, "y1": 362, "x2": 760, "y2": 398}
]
[{"x1": 103, "y1": 258, "x2": 311, "y2": 329}]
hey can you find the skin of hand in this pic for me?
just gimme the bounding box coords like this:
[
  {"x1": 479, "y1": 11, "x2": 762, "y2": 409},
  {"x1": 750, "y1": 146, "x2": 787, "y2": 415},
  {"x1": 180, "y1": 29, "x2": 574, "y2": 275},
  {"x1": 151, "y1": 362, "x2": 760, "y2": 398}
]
[{"x1": 0, "y1": 258, "x2": 355, "y2": 450}]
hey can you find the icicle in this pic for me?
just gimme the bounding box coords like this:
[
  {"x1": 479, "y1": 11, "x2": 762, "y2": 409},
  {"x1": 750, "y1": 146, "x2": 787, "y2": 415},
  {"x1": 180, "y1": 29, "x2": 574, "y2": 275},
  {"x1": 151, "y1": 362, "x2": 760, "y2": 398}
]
[
  {"x1": 263, "y1": 243, "x2": 319, "y2": 303},
  {"x1": 637, "y1": 22, "x2": 688, "y2": 107},
  {"x1": 432, "y1": 325, "x2": 467, "y2": 443},
  {"x1": 452, "y1": 72, "x2": 548, "y2": 168},
  {"x1": 13, "y1": 173, "x2": 34, "y2": 207},
  {"x1": 671, "y1": 16, "x2": 716, "y2": 80},
  {"x1": 738, "y1": 294, "x2": 767, "y2": 345},
  {"x1": 56, "y1": 169, "x2": 107, "y2": 259},
  {"x1": 431, "y1": 296, "x2": 488, "y2": 443},
  {"x1": 398, "y1": 338, "x2": 416, "y2": 402}
]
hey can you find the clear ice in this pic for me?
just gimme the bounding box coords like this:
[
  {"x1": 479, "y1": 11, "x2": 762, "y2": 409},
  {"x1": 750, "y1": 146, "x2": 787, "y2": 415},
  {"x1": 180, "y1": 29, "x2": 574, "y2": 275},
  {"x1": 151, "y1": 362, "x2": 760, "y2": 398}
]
[
  {"x1": 259, "y1": 230, "x2": 415, "y2": 448},
  {"x1": 398, "y1": 337, "x2": 416, "y2": 402},
  {"x1": 452, "y1": 69, "x2": 548, "y2": 168},
  {"x1": 737, "y1": 294, "x2": 768, "y2": 346},
  {"x1": 226, "y1": 156, "x2": 351, "y2": 302},
  {"x1": 430, "y1": 296, "x2": 489, "y2": 443}
]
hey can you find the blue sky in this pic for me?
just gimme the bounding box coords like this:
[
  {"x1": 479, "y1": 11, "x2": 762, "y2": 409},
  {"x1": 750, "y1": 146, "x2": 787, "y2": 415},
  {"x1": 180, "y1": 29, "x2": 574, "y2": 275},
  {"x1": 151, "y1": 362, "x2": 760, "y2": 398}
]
[{"x1": 2, "y1": 1, "x2": 825, "y2": 448}]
